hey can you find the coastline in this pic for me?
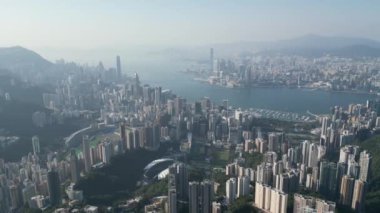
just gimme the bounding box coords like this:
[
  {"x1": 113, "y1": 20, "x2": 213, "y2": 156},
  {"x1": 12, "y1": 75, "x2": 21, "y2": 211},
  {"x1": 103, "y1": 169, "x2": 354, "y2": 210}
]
[{"x1": 190, "y1": 76, "x2": 378, "y2": 96}]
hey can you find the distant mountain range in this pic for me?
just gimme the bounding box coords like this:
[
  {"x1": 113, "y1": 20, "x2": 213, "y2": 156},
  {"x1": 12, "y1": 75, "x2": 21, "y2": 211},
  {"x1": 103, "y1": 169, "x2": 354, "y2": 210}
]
[
  {"x1": 0, "y1": 35, "x2": 380, "y2": 70},
  {"x1": 152, "y1": 34, "x2": 380, "y2": 59},
  {"x1": 253, "y1": 34, "x2": 380, "y2": 58},
  {"x1": 262, "y1": 34, "x2": 380, "y2": 49}
]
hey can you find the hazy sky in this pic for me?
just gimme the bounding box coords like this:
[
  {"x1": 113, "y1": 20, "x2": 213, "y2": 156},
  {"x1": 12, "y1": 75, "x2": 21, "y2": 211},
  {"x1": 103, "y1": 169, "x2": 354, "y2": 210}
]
[{"x1": 1, "y1": 0, "x2": 380, "y2": 48}]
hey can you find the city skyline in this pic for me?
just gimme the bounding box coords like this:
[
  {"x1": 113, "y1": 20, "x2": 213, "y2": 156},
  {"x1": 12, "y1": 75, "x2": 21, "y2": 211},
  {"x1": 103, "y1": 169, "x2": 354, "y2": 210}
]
[
  {"x1": 1, "y1": 1, "x2": 380, "y2": 212},
  {"x1": 0, "y1": 46, "x2": 378, "y2": 212}
]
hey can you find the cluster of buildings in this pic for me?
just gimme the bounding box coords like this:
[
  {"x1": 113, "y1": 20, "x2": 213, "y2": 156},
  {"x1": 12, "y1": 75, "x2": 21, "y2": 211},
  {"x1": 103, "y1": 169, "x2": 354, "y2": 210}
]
[
  {"x1": 293, "y1": 193, "x2": 336, "y2": 213},
  {"x1": 139, "y1": 98, "x2": 377, "y2": 212},
  {"x1": 191, "y1": 48, "x2": 380, "y2": 93},
  {"x1": 143, "y1": 94, "x2": 376, "y2": 213},
  {"x1": 225, "y1": 176, "x2": 250, "y2": 204},
  {"x1": 1, "y1": 52, "x2": 379, "y2": 213},
  {"x1": 245, "y1": 101, "x2": 378, "y2": 212},
  {"x1": 165, "y1": 163, "x2": 216, "y2": 213},
  {"x1": 0, "y1": 135, "x2": 85, "y2": 212},
  {"x1": 337, "y1": 147, "x2": 370, "y2": 211},
  {"x1": 0, "y1": 55, "x2": 271, "y2": 212},
  {"x1": 142, "y1": 99, "x2": 377, "y2": 212},
  {"x1": 0, "y1": 56, "x2": 162, "y2": 212}
]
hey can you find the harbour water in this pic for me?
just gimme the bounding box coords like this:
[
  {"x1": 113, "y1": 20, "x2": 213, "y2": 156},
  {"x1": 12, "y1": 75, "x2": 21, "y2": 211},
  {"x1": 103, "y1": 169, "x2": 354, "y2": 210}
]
[{"x1": 127, "y1": 58, "x2": 376, "y2": 114}]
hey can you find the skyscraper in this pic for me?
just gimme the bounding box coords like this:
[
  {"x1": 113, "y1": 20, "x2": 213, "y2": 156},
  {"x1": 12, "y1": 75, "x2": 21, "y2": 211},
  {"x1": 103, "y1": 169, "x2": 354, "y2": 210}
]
[
  {"x1": 125, "y1": 128, "x2": 134, "y2": 150},
  {"x1": 254, "y1": 182, "x2": 266, "y2": 209},
  {"x1": 154, "y1": 86, "x2": 162, "y2": 107},
  {"x1": 9, "y1": 184, "x2": 22, "y2": 210},
  {"x1": 348, "y1": 159, "x2": 360, "y2": 179},
  {"x1": 237, "y1": 176, "x2": 250, "y2": 197},
  {"x1": 132, "y1": 72, "x2": 141, "y2": 98},
  {"x1": 101, "y1": 141, "x2": 113, "y2": 164},
  {"x1": 277, "y1": 173, "x2": 290, "y2": 193},
  {"x1": 69, "y1": 149, "x2": 80, "y2": 183},
  {"x1": 119, "y1": 123, "x2": 126, "y2": 153},
  {"x1": 168, "y1": 162, "x2": 189, "y2": 208},
  {"x1": 268, "y1": 132, "x2": 283, "y2": 153},
  {"x1": 174, "y1": 97, "x2": 185, "y2": 116},
  {"x1": 359, "y1": 150, "x2": 371, "y2": 182},
  {"x1": 210, "y1": 48, "x2": 214, "y2": 72},
  {"x1": 116, "y1": 55, "x2": 121, "y2": 77},
  {"x1": 144, "y1": 124, "x2": 161, "y2": 151},
  {"x1": 226, "y1": 178, "x2": 237, "y2": 205},
  {"x1": 270, "y1": 189, "x2": 288, "y2": 213},
  {"x1": 176, "y1": 163, "x2": 189, "y2": 201},
  {"x1": 255, "y1": 181, "x2": 288, "y2": 213},
  {"x1": 351, "y1": 180, "x2": 366, "y2": 212},
  {"x1": 82, "y1": 135, "x2": 91, "y2": 173},
  {"x1": 308, "y1": 143, "x2": 319, "y2": 168},
  {"x1": 339, "y1": 145, "x2": 360, "y2": 164},
  {"x1": 22, "y1": 180, "x2": 37, "y2": 207},
  {"x1": 336, "y1": 162, "x2": 347, "y2": 196},
  {"x1": 318, "y1": 161, "x2": 337, "y2": 198},
  {"x1": 32, "y1": 136, "x2": 40, "y2": 155},
  {"x1": 245, "y1": 66, "x2": 252, "y2": 85},
  {"x1": 327, "y1": 162, "x2": 337, "y2": 197},
  {"x1": 47, "y1": 170, "x2": 61, "y2": 206},
  {"x1": 339, "y1": 175, "x2": 355, "y2": 206},
  {"x1": 168, "y1": 188, "x2": 177, "y2": 213},
  {"x1": 189, "y1": 182, "x2": 199, "y2": 213},
  {"x1": 320, "y1": 116, "x2": 330, "y2": 138},
  {"x1": 200, "y1": 180, "x2": 213, "y2": 213},
  {"x1": 301, "y1": 140, "x2": 310, "y2": 166},
  {"x1": 256, "y1": 162, "x2": 273, "y2": 186}
]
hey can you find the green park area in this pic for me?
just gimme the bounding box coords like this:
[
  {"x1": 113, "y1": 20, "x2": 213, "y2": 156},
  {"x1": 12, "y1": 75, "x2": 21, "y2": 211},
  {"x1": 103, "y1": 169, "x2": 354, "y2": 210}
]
[
  {"x1": 187, "y1": 138, "x2": 235, "y2": 169},
  {"x1": 212, "y1": 149, "x2": 231, "y2": 167}
]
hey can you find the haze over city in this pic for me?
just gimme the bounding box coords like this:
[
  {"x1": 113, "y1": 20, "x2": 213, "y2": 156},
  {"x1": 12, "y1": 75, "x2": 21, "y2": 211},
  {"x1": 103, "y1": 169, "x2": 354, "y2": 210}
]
[
  {"x1": 1, "y1": 0, "x2": 380, "y2": 64},
  {"x1": 1, "y1": 1, "x2": 380, "y2": 213}
]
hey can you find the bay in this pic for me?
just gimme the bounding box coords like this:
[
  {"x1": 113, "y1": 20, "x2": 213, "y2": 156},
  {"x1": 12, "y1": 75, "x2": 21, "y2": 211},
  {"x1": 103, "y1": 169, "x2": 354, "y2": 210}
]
[{"x1": 126, "y1": 57, "x2": 375, "y2": 114}]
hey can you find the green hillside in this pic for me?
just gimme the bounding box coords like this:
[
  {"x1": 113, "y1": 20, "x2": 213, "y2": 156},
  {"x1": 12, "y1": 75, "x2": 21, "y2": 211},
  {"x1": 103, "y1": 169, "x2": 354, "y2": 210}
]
[{"x1": 357, "y1": 135, "x2": 380, "y2": 212}]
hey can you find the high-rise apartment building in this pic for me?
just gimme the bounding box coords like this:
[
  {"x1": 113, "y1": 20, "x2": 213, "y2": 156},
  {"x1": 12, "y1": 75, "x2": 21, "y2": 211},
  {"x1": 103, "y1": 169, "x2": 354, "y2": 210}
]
[
  {"x1": 189, "y1": 182, "x2": 199, "y2": 213},
  {"x1": 226, "y1": 178, "x2": 237, "y2": 205},
  {"x1": 189, "y1": 180, "x2": 214, "y2": 213},
  {"x1": 359, "y1": 150, "x2": 371, "y2": 182},
  {"x1": 47, "y1": 170, "x2": 61, "y2": 206},
  {"x1": 237, "y1": 176, "x2": 250, "y2": 197},
  {"x1": 32, "y1": 136, "x2": 40, "y2": 155},
  {"x1": 69, "y1": 149, "x2": 80, "y2": 183},
  {"x1": 168, "y1": 162, "x2": 189, "y2": 212},
  {"x1": 116, "y1": 55, "x2": 121, "y2": 77},
  {"x1": 293, "y1": 194, "x2": 335, "y2": 213},
  {"x1": 210, "y1": 48, "x2": 214, "y2": 72},
  {"x1": 351, "y1": 180, "x2": 366, "y2": 212},
  {"x1": 82, "y1": 135, "x2": 91, "y2": 173},
  {"x1": 168, "y1": 188, "x2": 177, "y2": 213},
  {"x1": 339, "y1": 175, "x2": 355, "y2": 206},
  {"x1": 255, "y1": 182, "x2": 288, "y2": 213}
]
